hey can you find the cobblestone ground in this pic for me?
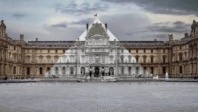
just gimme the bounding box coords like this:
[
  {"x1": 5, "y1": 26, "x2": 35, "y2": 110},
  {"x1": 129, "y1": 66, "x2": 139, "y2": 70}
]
[{"x1": 0, "y1": 82, "x2": 198, "y2": 112}]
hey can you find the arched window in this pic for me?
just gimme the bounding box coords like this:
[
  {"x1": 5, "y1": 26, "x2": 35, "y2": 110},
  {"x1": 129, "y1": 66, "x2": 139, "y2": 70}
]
[
  {"x1": 39, "y1": 55, "x2": 43, "y2": 63},
  {"x1": 54, "y1": 55, "x2": 59, "y2": 62},
  {"x1": 109, "y1": 67, "x2": 114, "y2": 75},
  {"x1": 81, "y1": 67, "x2": 85, "y2": 75},
  {"x1": 46, "y1": 55, "x2": 51, "y2": 63}
]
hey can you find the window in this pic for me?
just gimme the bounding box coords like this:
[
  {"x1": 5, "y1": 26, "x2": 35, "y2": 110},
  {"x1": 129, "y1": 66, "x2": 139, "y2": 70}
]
[
  {"x1": 47, "y1": 67, "x2": 50, "y2": 74},
  {"x1": 144, "y1": 49, "x2": 146, "y2": 53},
  {"x1": 121, "y1": 67, "x2": 124, "y2": 74},
  {"x1": 151, "y1": 67, "x2": 154, "y2": 74},
  {"x1": 163, "y1": 56, "x2": 166, "y2": 63},
  {"x1": 121, "y1": 56, "x2": 124, "y2": 63},
  {"x1": 13, "y1": 66, "x2": 16, "y2": 74},
  {"x1": 55, "y1": 67, "x2": 58, "y2": 74},
  {"x1": 39, "y1": 67, "x2": 43, "y2": 74},
  {"x1": 54, "y1": 55, "x2": 59, "y2": 62},
  {"x1": 151, "y1": 49, "x2": 153, "y2": 53},
  {"x1": 70, "y1": 67, "x2": 74, "y2": 75},
  {"x1": 163, "y1": 49, "x2": 165, "y2": 53},
  {"x1": 136, "y1": 56, "x2": 139, "y2": 63},
  {"x1": 62, "y1": 67, "x2": 66, "y2": 74},
  {"x1": 39, "y1": 55, "x2": 43, "y2": 63},
  {"x1": 179, "y1": 53, "x2": 183, "y2": 61},
  {"x1": 27, "y1": 67, "x2": 30, "y2": 75},
  {"x1": 136, "y1": 67, "x2": 139, "y2": 74},
  {"x1": 143, "y1": 56, "x2": 147, "y2": 63},
  {"x1": 48, "y1": 50, "x2": 50, "y2": 53},
  {"x1": 128, "y1": 67, "x2": 131, "y2": 75},
  {"x1": 136, "y1": 49, "x2": 138, "y2": 53},
  {"x1": 128, "y1": 56, "x2": 132, "y2": 63},
  {"x1": 163, "y1": 67, "x2": 166, "y2": 74},
  {"x1": 150, "y1": 56, "x2": 154, "y2": 63},
  {"x1": 180, "y1": 66, "x2": 183, "y2": 74},
  {"x1": 47, "y1": 55, "x2": 51, "y2": 63},
  {"x1": 144, "y1": 67, "x2": 146, "y2": 74}
]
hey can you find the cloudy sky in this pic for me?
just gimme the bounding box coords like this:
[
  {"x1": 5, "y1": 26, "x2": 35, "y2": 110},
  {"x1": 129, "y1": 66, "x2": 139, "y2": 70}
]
[{"x1": 0, "y1": 0, "x2": 197, "y2": 41}]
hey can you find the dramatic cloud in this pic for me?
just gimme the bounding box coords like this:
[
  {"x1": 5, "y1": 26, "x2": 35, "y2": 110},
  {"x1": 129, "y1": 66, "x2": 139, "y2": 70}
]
[
  {"x1": 71, "y1": 18, "x2": 92, "y2": 25},
  {"x1": 102, "y1": 0, "x2": 198, "y2": 15},
  {"x1": 148, "y1": 21, "x2": 191, "y2": 33},
  {"x1": 51, "y1": 22, "x2": 67, "y2": 28},
  {"x1": 12, "y1": 13, "x2": 26, "y2": 19},
  {"x1": 0, "y1": 0, "x2": 195, "y2": 41},
  {"x1": 55, "y1": 2, "x2": 109, "y2": 15},
  {"x1": 100, "y1": 13, "x2": 152, "y2": 40}
]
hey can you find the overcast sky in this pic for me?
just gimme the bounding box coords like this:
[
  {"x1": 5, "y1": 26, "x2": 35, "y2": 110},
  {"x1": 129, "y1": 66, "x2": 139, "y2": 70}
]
[{"x1": 0, "y1": 0, "x2": 197, "y2": 41}]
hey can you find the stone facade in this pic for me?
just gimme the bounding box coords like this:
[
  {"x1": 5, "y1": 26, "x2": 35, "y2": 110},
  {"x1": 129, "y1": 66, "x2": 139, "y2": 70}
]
[{"x1": 0, "y1": 19, "x2": 198, "y2": 79}]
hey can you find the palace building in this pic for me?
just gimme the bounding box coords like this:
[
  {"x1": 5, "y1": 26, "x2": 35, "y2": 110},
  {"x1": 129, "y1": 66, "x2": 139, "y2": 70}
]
[{"x1": 0, "y1": 18, "x2": 198, "y2": 79}]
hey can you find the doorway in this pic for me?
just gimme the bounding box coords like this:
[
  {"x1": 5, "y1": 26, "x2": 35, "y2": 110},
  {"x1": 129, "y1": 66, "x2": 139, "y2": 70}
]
[{"x1": 94, "y1": 67, "x2": 99, "y2": 77}]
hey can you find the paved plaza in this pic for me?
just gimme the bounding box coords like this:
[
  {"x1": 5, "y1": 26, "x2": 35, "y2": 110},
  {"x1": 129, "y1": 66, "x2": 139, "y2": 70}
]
[{"x1": 0, "y1": 82, "x2": 198, "y2": 112}]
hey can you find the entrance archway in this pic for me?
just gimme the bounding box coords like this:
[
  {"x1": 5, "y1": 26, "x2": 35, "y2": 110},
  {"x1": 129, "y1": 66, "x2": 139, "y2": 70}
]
[
  {"x1": 81, "y1": 67, "x2": 85, "y2": 76},
  {"x1": 109, "y1": 67, "x2": 114, "y2": 76},
  {"x1": 94, "y1": 67, "x2": 99, "y2": 77}
]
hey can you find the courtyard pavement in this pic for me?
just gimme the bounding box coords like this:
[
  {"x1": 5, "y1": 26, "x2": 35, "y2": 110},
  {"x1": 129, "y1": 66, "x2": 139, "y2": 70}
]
[{"x1": 0, "y1": 82, "x2": 198, "y2": 112}]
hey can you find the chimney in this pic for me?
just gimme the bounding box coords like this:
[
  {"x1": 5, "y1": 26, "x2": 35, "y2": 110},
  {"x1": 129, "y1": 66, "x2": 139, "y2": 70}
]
[
  {"x1": 184, "y1": 33, "x2": 188, "y2": 38},
  {"x1": 105, "y1": 23, "x2": 107, "y2": 30},
  {"x1": 86, "y1": 23, "x2": 89, "y2": 30},
  {"x1": 36, "y1": 38, "x2": 38, "y2": 41},
  {"x1": 20, "y1": 34, "x2": 24, "y2": 40},
  {"x1": 154, "y1": 39, "x2": 157, "y2": 41}
]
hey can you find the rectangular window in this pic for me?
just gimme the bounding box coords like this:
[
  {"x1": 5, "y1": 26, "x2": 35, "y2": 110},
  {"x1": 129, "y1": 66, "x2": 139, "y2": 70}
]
[
  {"x1": 163, "y1": 49, "x2": 165, "y2": 53},
  {"x1": 163, "y1": 57, "x2": 166, "y2": 63},
  {"x1": 13, "y1": 66, "x2": 16, "y2": 74},
  {"x1": 136, "y1": 56, "x2": 139, "y2": 63},
  {"x1": 151, "y1": 56, "x2": 154, "y2": 63}
]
